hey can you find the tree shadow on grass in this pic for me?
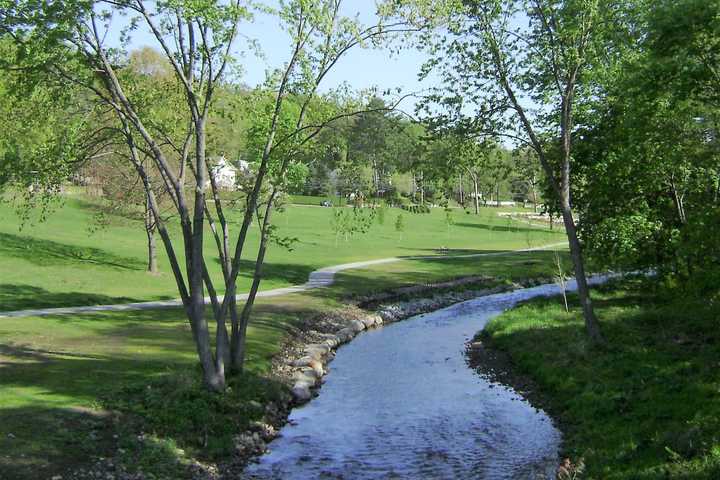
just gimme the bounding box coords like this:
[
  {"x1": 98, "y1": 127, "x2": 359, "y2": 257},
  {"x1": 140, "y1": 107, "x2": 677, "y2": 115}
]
[
  {"x1": 0, "y1": 257, "x2": 316, "y2": 312},
  {"x1": 238, "y1": 260, "x2": 314, "y2": 287},
  {"x1": 454, "y1": 221, "x2": 553, "y2": 234},
  {"x1": 0, "y1": 406, "x2": 117, "y2": 480},
  {"x1": 394, "y1": 247, "x2": 512, "y2": 257},
  {"x1": 0, "y1": 303, "x2": 298, "y2": 479},
  {"x1": 210, "y1": 258, "x2": 315, "y2": 289},
  {"x1": 0, "y1": 284, "x2": 142, "y2": 312},
  {"x1": 0, "y1": 232, "x2": 145, "y2": 270},
  {"x1": 310, "y1": 250, "x2": 568, "y2": 301}
]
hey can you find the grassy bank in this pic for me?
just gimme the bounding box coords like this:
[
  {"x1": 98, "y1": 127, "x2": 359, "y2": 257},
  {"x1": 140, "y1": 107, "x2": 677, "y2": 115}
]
[
  {"x1": 0, "y1": 248, "x2": 569, "y2": 479},
  {"x1": 0, "y1": 195, "x2": 563, "y2": 311},
  {"x1": 483, "y1": 278, "x2": 720, "y2": 479}
]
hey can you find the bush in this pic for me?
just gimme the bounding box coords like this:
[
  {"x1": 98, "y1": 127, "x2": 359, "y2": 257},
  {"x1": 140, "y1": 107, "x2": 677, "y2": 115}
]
[{"x1": 400, "y1": 204, "x2": 431, "y2": 214}]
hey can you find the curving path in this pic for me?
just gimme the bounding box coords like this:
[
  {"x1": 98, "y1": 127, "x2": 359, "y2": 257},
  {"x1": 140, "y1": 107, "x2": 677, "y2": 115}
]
[{"x1": 0, "y1": 242, "x2": 565, "y2": 318}]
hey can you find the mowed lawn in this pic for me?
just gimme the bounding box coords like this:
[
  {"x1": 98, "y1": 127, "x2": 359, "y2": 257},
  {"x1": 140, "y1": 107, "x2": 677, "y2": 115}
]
[
  {"x1": 0, "y1": 250, "x2": 569, "y2": 479},
  {"x1": 0, "y1": 193, "x2": 564, "y2": 311},
  {"x1": 0, "y1": 294, "x2": 318, "y2": 478},
  {"x1": 0, "y1": 192, "x2": 567, "y2": 478}
]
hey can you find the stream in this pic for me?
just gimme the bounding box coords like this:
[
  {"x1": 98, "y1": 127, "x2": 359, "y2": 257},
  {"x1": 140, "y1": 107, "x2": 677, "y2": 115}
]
[{"x1": 245, "y1": 280, "x2": 598, "y2": 479}]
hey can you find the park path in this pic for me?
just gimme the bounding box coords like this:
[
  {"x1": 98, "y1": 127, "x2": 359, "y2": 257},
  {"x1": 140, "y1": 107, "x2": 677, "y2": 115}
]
[{"x1": 0, "y1": 242, "x2": 565, "y2": 318}]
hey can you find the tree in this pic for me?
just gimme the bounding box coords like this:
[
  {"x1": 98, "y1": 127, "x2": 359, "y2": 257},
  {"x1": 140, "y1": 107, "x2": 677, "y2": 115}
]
[
  {"x1": 395, "y1": 212, "x2": 405, "y2": 240},
  {"x1": 350, "y1": 97, "x2": 395, "y2": 196},
  {"x1": 391, "y1": 0, "x2": 613, "y2": 342},
  {"x1": 570, "y1": 0, "x2": 720, "y2": 286},
  {"x1": 0, "y1": 36, "x2": 87, "y2": 219},
  {"x1": 448, "y1": 136, "x2": 488, "y2": 214},
  {"x1": 1, "y1": 0, "x2": 411, "y2": 390}
]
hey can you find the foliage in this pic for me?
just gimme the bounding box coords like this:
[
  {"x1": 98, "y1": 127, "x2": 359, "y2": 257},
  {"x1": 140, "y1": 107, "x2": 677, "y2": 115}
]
[
  {"x1": 400, "y1": 203, "x2": 431, "y2": 214},
  {"x1": 0, "y1": 0, "x2": 419, "y2": 390},
  {"x1": 570, "y1": 0, "x2": 720, "y2": 288},
  {"x1": 330, "y1": 205, "x2": 377, "y2": 244},
  {"x1": 0, "y1": 37, "x2": 87, "y2": 221},
  {"x1": 105, "y1": 371, "x2": 286, "y2": 461}
]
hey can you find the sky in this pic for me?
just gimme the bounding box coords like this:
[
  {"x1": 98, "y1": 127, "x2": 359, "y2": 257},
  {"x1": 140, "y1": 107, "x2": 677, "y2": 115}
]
[
  {"x1": 112, "y1": 1, "x2": 437, "y2": 111},
  {"x1": 239, "y1": 5, "x2": 432, "y2": 93}
]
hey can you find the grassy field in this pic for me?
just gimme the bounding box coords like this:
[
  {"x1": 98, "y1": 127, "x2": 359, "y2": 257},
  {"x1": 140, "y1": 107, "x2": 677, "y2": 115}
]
[
  {"x1": 0, "y1": 191, "x2": 569, "y2": 478},
  {"x1": 0, "y1": 194, "x2": 564, "y2": 311},
  {"x1": 0, "y1": 250, "x2": 570, "y2": 479},
  {"x1": 483, "y1": 278, "x2": 720, "y2": 479},
  {"x1": 288, "y1": 193, "x2": 345, "y2": 206}
]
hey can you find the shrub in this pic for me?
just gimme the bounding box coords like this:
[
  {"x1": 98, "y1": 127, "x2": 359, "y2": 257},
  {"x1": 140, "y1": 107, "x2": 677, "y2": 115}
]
[{"x1": 400, "y1": 204, "x2": 431, "y2": 214}]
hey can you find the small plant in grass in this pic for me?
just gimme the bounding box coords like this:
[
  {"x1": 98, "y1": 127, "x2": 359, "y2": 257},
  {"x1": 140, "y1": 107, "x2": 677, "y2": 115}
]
[
  {"x1": 331, "y1": 208, "x2": 350, "y2": 246},
  {"x1": 395, "y1": 213, "x2": 405, "y2": 241},
  {"x1": 330, "y1": 205, "x2": 376, "y2": 246},
  {"x1": 524, "y1": 227, "x2": 534, "y2": 250},
  {"x1": 377, "y1": 201, "x2": 388, "y2": 226},
  {"x1": 485, "y1": 209, "x2": 495, "y2": 236},
  {"x1": 443, "y1": 203, "x2": 455, "y2": 239},
  {"x1": 554, "y1": 250, "x2": 569, "y2": 312}
]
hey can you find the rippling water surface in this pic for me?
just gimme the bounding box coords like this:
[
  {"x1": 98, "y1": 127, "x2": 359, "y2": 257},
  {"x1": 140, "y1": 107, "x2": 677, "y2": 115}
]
[{"x1": 245, "y1": 281, "x2": 593, "y2": 479}]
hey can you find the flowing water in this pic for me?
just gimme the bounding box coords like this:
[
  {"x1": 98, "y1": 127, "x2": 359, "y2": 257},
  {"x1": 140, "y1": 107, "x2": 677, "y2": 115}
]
[{"x1": 245, "y1": 280, "x2": 600, "y2": 479}]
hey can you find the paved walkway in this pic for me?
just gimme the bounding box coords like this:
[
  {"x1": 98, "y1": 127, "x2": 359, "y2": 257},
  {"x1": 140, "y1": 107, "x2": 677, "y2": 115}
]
[{"x1": 0, "y1": 243, "x2": 566, "y2": 318}]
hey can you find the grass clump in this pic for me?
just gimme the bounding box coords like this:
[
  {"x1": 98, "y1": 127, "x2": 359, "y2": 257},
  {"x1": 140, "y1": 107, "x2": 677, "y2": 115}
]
[
  {"x1": 104, "y1": 370, "x2": 287, "y2": 474},
  {"x1": 484, "y1": 277, "x2": 720, "y2": 479}
]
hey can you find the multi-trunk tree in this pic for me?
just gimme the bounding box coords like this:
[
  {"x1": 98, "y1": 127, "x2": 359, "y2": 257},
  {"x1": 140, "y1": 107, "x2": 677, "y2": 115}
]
[{"x1": 1, "y1": 0, "x2": 412, "y2": 391}]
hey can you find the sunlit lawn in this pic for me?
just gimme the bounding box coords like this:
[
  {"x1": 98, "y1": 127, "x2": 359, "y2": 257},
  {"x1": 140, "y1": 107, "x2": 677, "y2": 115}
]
[
  {"x1": 0, "y1": 247, "x2": 569, "y2": 478},
  {"x1": 0, "y1": 193, "x2": 564, "y2": 311},
  {"x1": 0, "y1": 191, "x2": 568, "y2": 478}
]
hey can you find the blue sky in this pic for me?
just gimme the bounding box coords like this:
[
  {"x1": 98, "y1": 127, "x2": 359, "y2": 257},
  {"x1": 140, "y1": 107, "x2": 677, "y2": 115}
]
[
  {"x1": 239, "y1": 5, "x2": 432, "y2": 93},
  {"x1": 114, "y1": 1, "x2": 435, "y2": 110}
]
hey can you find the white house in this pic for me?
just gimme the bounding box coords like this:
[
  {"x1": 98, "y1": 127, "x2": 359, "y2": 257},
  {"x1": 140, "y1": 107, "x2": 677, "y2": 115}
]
[{"x1": 209, "y1": 156, "x2": 250, "y2": 190}]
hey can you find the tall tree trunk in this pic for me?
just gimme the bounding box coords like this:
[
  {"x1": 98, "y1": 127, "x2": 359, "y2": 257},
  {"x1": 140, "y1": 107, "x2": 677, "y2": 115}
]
[
  {"x1": 670, "y1": 179, "x2": 687, "y2": 225},
  {"x1": 558, "y1": 90, "x2": 603, "y2": 344},
  {"x1": 561, "y1": 207, "x2": 603, "y2": 342},
  {"x1": 458, "y1": 173, "x2": 465, "y2": 206},
  {"x1": 191, "y1": 118, "x2": 225, "y2": 392},
  {"x1": 372, "y1": 155, "x2": 379, "y2": 197},
  {"x1": 497, "y1": 71, "x2": 602, "y2": 342},
  {"x1": 496, "y1": 183, "x2": 500, "y2": 207},
  {"x1": 472, "y1": 177, "x2": 480, "y2": 214},
  {"x1": 231, "y1": 196, "x2": 276, "y2": 371},
  {"x1": 144, "y1": 197, "x2": 158, "y2": 274}
]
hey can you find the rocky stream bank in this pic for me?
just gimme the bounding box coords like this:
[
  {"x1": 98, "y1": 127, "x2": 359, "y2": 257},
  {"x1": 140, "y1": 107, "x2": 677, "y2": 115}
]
[{"x1": 66, "y1": 275, "x2": 555, "y2": 480}]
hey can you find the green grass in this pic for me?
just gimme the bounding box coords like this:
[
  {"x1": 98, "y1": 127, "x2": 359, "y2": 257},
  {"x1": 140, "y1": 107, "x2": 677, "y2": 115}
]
[
  {"x1": 288, "y1": 194, "x2": 346, "y2": 206},
  {"x1": 0, "y1": 191, "x2": 568, "y2": 478},
  {"x1": 0, "y1": 194, "x2": 564, "y2": 311},
  {"x1": 483, "y1": 278, "x2": 720, "y2": 479},
  {"x1": 0, "y1": 248, "x2": 569, "y2": 479},
  {"x1": 0, "y1": 292, "x2": 326, "y2": 479},
  {"x1": 328, "y1": 249, "x2": 568, "y2": 297}
]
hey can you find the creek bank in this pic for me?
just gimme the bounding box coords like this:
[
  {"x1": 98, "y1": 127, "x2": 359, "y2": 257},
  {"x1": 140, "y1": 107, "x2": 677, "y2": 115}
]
[
  {"x1": 230, "y1": 274, "x2": 555, "y2": 475},
  {"x1": 67, "y1": 275, "x2": 555, "y2": 480},
  {"x1": 465, "y1": 333, "x2": 583, "y2": 480}
]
